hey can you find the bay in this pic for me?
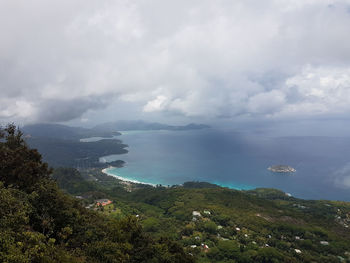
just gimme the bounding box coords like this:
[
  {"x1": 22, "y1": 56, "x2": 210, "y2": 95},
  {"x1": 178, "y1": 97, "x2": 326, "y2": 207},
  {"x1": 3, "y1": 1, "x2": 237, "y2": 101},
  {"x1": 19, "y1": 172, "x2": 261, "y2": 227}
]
[{"x1": 102, "y1": 129, "x2": 350, "y2": 201}]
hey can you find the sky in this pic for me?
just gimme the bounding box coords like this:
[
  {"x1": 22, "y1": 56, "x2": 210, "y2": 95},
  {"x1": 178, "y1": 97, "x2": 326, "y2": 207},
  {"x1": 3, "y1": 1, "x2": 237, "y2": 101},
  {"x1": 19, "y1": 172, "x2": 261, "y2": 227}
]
[{"x1": 1, "y1": 0, "x2": 350, "y2": 133}]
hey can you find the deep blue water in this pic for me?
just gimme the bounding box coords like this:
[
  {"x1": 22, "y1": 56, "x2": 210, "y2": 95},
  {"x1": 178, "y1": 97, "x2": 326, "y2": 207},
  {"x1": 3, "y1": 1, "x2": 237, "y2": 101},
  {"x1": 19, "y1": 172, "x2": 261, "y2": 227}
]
[{"x1": 102, "y1": 129, "x2": 350, "y2": 201}]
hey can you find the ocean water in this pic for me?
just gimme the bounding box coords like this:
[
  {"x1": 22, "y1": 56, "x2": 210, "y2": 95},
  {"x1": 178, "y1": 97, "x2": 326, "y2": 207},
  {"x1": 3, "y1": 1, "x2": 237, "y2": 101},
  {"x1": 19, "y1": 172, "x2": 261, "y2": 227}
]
[{"x1": 102, "y1": 129, "x2": 350, "y2": 201}]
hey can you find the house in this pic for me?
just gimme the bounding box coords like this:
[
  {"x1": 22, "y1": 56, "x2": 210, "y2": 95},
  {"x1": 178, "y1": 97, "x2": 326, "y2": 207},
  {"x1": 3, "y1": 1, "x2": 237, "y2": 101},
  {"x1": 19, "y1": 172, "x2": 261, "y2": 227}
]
[
  {"x1": 95, "y1": 199, "x2": 112, "y2": 206},
  {"x1": 201, "y1": 243, "x2": 209, "y2": 252},
  {"x1": 192, "y1": 211, "x2": 201, "y2": 217}
]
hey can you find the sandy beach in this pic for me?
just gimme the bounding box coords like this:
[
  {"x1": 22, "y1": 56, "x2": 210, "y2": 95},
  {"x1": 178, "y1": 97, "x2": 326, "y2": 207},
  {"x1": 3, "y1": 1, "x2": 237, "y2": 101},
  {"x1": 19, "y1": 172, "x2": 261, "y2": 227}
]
[{"x1": 102, "y1": 167, "x2": 156, "y2": 187}]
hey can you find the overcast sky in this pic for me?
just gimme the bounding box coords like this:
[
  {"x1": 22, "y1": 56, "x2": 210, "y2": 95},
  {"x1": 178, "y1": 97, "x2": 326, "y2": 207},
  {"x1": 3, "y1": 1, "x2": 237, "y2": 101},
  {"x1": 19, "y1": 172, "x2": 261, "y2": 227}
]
[{"x1": 1, "y1": 0, "x2": 350, "y2": 132}]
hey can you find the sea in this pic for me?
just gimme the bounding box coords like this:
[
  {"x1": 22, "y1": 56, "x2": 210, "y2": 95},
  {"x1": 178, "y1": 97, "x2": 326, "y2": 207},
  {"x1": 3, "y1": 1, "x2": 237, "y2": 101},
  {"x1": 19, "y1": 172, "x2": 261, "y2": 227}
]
[{"x1": 98, "y1": 128, "x2": 350, "y2": 201}]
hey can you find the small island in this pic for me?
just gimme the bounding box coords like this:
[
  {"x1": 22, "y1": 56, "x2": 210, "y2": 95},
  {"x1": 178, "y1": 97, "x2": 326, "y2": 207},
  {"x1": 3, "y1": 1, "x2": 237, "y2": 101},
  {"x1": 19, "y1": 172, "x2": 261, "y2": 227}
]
[{"x1": 268, "y1": 165, "x2": 296, "y2": 173}]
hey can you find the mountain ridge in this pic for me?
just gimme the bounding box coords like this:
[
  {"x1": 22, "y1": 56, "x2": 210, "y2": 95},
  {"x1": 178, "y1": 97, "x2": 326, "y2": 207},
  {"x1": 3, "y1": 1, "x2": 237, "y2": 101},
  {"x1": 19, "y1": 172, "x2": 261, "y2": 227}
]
[{"x1": 92, "y1": 120, "x2": 210, "y2": 132}]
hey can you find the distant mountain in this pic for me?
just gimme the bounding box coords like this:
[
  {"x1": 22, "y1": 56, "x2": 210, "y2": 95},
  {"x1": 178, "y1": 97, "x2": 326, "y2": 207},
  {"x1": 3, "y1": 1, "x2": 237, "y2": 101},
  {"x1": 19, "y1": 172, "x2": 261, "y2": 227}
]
[
  {"x1": 26, "y1": 137, "x2": 128, "y2": 167},
  {"x1": 22, "y1": 123, "x2": 121, "y2": 140},
  {"x1": 92, "y1": 120, "x2": 210, "y2": 132},
  {"x1": 21, "y1": 123, "x2": 126, "y2": 168}
]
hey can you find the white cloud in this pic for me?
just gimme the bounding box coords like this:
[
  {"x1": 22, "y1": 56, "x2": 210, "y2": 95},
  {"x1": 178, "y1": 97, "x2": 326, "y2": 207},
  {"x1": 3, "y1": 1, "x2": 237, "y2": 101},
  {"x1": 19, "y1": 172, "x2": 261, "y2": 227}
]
[
  {"x1": 143, "y1": 95, "x2": 169, "y2": 112},
  {"x1": 333, "y1": 163, "x2": 350, "y2": 189},
  {"x1": 1, "y1": 0, "x2": 350, "y2": 123},
  {"x1": 279, "y1": 65, "x2": 350, "y2": 117},
  {"x1": 0, "y1": 98, "x2": 36, "y2": 120}
]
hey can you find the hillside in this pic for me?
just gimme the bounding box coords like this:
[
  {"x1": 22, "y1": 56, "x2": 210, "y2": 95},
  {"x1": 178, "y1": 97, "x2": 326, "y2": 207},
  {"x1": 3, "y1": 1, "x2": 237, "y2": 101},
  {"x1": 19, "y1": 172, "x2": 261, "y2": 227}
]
[
  {"x1": 21, "y1": 123, "x2": 128, "y2": 168},
  {"x1": 52, "y1": 168, "x2": 350, "y2": 262},
  {"x1": 0, "y1": 125, "x2": 193, "y2": 263},
  {"x1": 22, "y1": 123, "x2": 121, "y2": 140},
  {"x1": 26, "y1": 137, "x2": 128, "y2": 167}
]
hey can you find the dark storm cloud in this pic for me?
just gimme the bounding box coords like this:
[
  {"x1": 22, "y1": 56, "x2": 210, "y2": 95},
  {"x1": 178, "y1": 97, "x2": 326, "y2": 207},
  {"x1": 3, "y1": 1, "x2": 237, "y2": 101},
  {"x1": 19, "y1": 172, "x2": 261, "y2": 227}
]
[{"x1": 36, "y1": 97, "x2": 107, "y2": 123}]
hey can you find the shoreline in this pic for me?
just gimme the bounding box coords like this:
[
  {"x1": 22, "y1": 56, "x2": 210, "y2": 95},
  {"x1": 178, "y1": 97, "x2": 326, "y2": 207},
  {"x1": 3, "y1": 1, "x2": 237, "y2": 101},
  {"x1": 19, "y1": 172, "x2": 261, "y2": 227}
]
[
  {"x1": 101, "y1": 167, "x2": 254, "y2": 191},
  {"x1": 102, "y1": 167, "x2": 156, "y2": 187},
  {"x1": 213, "y1": 182, "x2": 255, "y2": 191}
]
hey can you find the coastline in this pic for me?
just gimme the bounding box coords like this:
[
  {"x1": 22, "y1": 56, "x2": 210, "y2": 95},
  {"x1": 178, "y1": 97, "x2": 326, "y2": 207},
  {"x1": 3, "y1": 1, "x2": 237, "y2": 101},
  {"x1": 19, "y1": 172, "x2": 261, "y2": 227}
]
[
  {"x1": 102, "y1": 167, "x2": 254, "y2": 191},
  {"x1": 214, "y1": 182, "x2": 255, "y2": 191},
  {"x1": 102, "y1": 167, "x2": 156, "y2": 187}
]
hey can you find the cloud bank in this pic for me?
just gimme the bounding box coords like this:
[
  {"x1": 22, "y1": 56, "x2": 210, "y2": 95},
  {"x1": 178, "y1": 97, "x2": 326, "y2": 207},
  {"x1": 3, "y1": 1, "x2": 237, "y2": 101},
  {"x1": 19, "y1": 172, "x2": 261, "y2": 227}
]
[{"x1": 1, "y1": 0, "x2": 350, "y2": 123}]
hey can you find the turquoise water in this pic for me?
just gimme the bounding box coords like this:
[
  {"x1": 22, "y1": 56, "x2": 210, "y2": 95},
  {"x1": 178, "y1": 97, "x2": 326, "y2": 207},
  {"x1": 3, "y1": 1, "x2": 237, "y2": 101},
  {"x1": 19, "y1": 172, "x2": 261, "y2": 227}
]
[{"x1": 101, "y1": 129, "x2": 350, "y2": 201}]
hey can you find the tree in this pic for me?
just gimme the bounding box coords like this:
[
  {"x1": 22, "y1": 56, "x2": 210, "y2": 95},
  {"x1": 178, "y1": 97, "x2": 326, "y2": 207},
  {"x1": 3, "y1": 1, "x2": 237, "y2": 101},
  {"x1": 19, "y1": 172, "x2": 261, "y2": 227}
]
[{"x1": 0, "y1": 124, "x2": 51, "y2": 192}]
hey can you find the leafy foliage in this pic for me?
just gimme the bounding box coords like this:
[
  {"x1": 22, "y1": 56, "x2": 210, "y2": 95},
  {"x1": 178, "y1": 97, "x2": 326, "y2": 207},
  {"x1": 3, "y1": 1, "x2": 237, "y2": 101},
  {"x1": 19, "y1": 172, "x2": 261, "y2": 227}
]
[{"x1": 0, "y1": 124, "x2": 194, "y2": 263}]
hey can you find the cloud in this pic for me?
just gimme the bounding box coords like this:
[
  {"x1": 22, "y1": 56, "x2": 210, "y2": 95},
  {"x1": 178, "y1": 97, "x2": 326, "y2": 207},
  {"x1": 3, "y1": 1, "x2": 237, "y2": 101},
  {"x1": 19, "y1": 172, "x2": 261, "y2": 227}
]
[
  {"x1": 247, "y1": 90, "x2": 286, "y2": 116},
  {"x1": 333, "y1": 163, "x2": 350, "y2": 189},
  {"x1": 143, "y1": 95, "x2": 169, "y2": 112},
  {"x1": 1, "y1": 0, "x2": 350, "y2": 123},
  {"x1": 278, "y1": 65, "x2": 350, "y2": 118},
  {"x1": 36, "y1": 97, "x2": 107, "y2": 122},
  {"x1": 0, "y1": 99, "x2": 35, "y2": 120}
]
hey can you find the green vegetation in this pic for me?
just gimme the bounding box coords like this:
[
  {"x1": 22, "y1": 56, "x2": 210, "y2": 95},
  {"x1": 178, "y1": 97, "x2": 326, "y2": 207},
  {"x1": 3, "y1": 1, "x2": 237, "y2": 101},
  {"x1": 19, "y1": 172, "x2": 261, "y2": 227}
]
[
  {"x1": 0, "y1": 124, "x2": 193, "y2": 262},
  {"x1": 52, "y1": 169, "x2": 350, "y2": 262},
  {"x1": 2, "y1": 124, "x2": 350, "y2": 262}
]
